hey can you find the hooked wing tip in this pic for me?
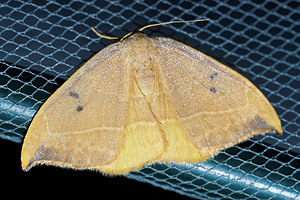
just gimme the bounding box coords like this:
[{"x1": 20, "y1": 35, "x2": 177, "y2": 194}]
[
  {"x1": 21, "y1": 155, "x2": 32, "y2": 172},
  {"x1": 21, "y1": 145, "x2": 52, "y2": 172},
  {"x1": 249, "y1": 114, "x2": 282, "y2": 136}
]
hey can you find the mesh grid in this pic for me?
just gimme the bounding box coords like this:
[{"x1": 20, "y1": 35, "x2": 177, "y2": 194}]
[{"x1": 0, "y1": 0, "x2": 299, "y2": 199}]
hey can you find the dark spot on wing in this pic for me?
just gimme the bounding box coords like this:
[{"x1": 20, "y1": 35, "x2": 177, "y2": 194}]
[
  {"x1": 76, "y1": 105, "x2": 84, "y2": 112},
  {"x1": 34, "y1": 145, "x2": 54, "y2": 160},
  {"x1": 247, "y1": 115, "x2": 275, "y2": 132},
  {"x1": 27, "y1": 145, "x2": 56, "y2": 169},
  {"x1": 69, "y1": 91, "x2": 79, "y2": 99},
  {"x1": 210, "y1": 72, "x2": 219, "y2": 81},
  {"x1": 210, "y1": 87, "x2": 217, "y2": 93}
]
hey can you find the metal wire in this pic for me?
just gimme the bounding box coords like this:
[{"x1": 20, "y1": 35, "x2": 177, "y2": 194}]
[{"x1": 0, "y1": 0, "x2": 299, "y2": 199}]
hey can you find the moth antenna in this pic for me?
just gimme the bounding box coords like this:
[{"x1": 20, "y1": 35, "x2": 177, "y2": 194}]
[
  {"x1": 92, "y1": 19, "x2": 209, "y2": 42},
  {"x1": 138, "y1": 19, "x2": 210, "y2": 32},
  {"x1": 91, "y1": 27, "x2": 121, "y2": 41}
]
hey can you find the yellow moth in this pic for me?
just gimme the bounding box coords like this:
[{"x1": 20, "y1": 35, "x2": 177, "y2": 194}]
[{"x1": 21, "y1": 20, "x2": 282, "y2": 175}]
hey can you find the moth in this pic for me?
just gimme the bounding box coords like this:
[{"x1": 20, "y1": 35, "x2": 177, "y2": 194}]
[{"x1": 21, "y1": 20, "x2": 282, "y2": 175}]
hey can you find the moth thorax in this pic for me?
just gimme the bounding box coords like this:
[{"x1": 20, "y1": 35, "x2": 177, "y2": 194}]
[{"x1": 134, "y1": 64, "x2": 155, "y2": 97}]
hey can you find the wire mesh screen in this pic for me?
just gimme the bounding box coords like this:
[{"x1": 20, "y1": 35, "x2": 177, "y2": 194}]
[{"x1": 0, "y1": 0, "x2": 299, "y2": 199}]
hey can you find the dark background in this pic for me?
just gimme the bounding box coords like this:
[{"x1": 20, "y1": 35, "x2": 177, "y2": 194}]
[{"x1": 1, "y1": 138, "x2": 187, "y2": 199}]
